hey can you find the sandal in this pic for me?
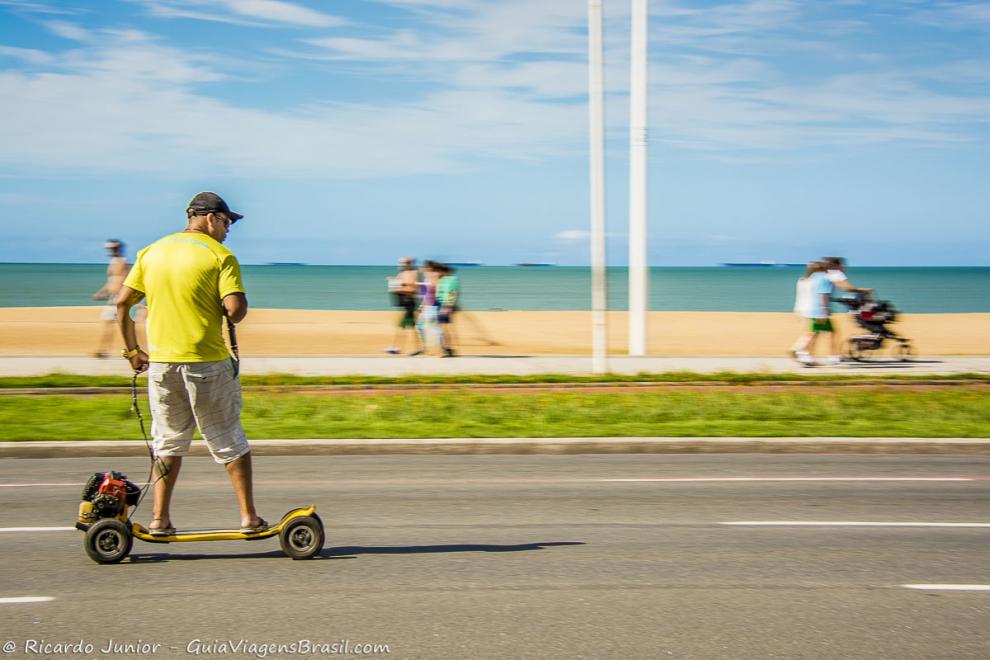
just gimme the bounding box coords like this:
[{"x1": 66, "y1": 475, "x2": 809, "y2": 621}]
[
  {"x1": 148, "y1": 519, "x2": 175, "y2": 536},
  {"x1": 240, "y1": 518, "x2": 269, "y2": 534}
]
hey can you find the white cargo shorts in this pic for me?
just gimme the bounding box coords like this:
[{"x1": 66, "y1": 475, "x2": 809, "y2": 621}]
[{"x1": 147, "y1": 360, "x2": 250, "y2": 464}]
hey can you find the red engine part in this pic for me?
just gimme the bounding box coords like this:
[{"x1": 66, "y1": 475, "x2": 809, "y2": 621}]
[{"x1": 98, "y1": 474, "x2": 130, "y2": 503}]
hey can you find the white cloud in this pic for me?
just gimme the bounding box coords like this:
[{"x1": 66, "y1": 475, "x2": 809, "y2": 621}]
[
  {"x1": 0, "y1": 0, "x2": 76, "y2": 14},
  {"x1": 555, "y1": 230, "x2": 628, "y2": 241},
  {"x1": 911, "y1": 1, "x2": 990, "y2": 31},
  {"x1": 134, "y1": 0, "x2": 346, "y2": 28},
  {"x1": 645, "y1": 60, "x2": 990, "y2": 153},
  {"x1": 1, "y1": 0, "x2": 988, "y2": 180},
  {"x1": 222, "y1": 0, "x2": 344, "y2": 27},
  {"x1": 0, "y1": 191, "x2": 42, "y2": 204},
  {"x1": 648, "y1": 0, "x2": 803, "y2": 51},
  {"x1": 451, "y1": 60, "x2": 588, "y2": 98},
  {"x1": 0, "y1": 45, "x2": 55, "y2": 65},
  {"x1": 301, "y1": 0, "x2": 585, "y2": 63},
  {"x1": 45, "y1": 20, "x2": 91, "y2": 42},
  {"x1": 556, "y1": 230, "x2": 590, "y2": 241},
  {"x1": 0, "y1": 27, "x2": 584, "y2": 178}
]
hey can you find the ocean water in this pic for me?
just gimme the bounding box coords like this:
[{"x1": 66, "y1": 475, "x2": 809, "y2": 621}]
[{"x1": 1, "y1": 263, "x2": 988, "y2": 313}]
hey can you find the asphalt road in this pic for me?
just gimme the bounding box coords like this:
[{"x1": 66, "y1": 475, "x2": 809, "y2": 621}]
[{"x1": 1, "y1": 454, "x2": 988, "y2": 659}]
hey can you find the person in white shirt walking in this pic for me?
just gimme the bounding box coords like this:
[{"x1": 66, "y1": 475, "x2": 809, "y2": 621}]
[{"x1": 790, "y1": 261, "x2": 824, "y2": 365}]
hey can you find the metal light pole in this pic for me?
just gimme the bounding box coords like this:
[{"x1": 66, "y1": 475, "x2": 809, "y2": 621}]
[
  {"x1": 589, "y1": 0, "x2": 608, "y2": 373},
  {"x1": 628, "y1": 0, "x2": 648, "y2": 356}
]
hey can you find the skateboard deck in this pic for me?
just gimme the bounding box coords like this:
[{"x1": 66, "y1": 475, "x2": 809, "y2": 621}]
[{"x1": 131, "y1": 506, "x2": 317, "y2": 543}]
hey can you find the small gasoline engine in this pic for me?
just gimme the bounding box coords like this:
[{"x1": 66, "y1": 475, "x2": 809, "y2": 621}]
[{"x1": 76, "y1": 471, "x2": 140, "y2": 529}]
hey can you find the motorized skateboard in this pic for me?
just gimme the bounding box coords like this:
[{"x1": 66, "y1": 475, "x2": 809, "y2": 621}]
[{"x1": 80, "y1": 505, "x2": 324, "y2": 564}]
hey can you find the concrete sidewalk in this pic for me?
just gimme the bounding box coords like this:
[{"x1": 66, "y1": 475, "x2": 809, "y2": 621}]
[
  {"x1": 3, "y1": 437, "x2": 988, "y2": 458},
  {"x1": 1, "y1": 355, "x2": 988, "y2": 376}
]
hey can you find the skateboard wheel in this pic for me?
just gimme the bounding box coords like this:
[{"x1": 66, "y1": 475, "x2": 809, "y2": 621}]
[
  {"x1": 279, "y1": 515, "x2": 324, "y2": 560},
  {"x1": 84, "y1": 519, "x2": 133, "y2": 564}
]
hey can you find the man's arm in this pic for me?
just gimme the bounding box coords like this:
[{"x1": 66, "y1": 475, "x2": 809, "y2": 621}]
[
  {"x1": 116, "y1": 286, "x2": 148, "y2": 372},
  {"x1": 831, "y1": 271, "x2": 871, "y2": 294},
  {"x1": 833, "y1": 279, "x2": 855, "y2": 292},
  {"x1": 96, "y1": 259, "x2": 129, "y2": 299},
  {"x1": 92, "y1": 271, "x2": 113, "y2": 300},
  {"x1": 223, "y1": 293, "x2": 248, "y2": 323}
]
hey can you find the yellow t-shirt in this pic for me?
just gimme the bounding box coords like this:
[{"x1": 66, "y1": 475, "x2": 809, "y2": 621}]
[{"x1": 124, "y1": 232, "x2": 245, "y2": 362}]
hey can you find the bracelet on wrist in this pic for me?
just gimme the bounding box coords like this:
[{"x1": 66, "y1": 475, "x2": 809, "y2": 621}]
[{"x1": 122, "y1": 347, "x2": 141, "y2": 359}]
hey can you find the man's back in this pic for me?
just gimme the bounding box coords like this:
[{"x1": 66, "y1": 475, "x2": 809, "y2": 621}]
[
  {"x1": 106, "y1": 256, "x2": 128, "y2": 292},
  {"x1": 125, "y1": 232, "x2": 244, "y2": 363}
]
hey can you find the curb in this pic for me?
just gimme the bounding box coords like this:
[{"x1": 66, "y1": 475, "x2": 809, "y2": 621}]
[{"x1": 2, "y1": 437, "x2": 989, "y2": 458}]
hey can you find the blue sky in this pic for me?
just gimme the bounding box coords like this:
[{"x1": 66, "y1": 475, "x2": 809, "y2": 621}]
[{"x1": 0, "y1": 0, "x2": 988, "y2": 266}]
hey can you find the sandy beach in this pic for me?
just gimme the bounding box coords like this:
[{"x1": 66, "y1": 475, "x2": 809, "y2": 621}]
[{"x1": 0, "y1": 307, "x2": 986, "y2": 357}]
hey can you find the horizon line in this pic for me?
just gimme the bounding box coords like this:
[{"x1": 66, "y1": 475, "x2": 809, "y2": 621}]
[{"x1": 1, "y1": 261, "x2": 989, "y2": 269}]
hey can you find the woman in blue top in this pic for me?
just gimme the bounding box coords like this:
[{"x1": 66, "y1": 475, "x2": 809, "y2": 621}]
[{"x1": 804, "y1": 267, "x2": 836, "y2": 366}]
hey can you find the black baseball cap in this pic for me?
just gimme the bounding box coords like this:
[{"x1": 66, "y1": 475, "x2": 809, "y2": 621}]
[{"x1": 186, "y1": 192, "x2": 243, "y2": 222}]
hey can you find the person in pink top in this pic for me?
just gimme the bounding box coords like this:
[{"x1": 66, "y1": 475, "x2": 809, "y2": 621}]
[{"x1": 414, "y1": 260, "x2": 443, "y2": 355}]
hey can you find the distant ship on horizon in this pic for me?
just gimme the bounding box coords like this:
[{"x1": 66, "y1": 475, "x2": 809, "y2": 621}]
[
  {"x1": 515, "y1": 262, "x2": 557, "y2": 267},
  {"x1": 721, "y1": 261, "x2": 803, "y2": 268}
]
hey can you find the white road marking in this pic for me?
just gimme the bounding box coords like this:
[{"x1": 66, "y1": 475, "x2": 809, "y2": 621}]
[
  {"x1": 0, "y1": 527, "x2": 76, "y2": 533},
  {"x1": 723, "y1": 522, "x2": 990, "y2": 528},
  {"x1": 0, "y1": 483, "x2": 82, "y2": 487},
  {"x1": 0, "y1": 597, "x2": 55, "y2": 604},
  {"x1": 902, "y1": 584, "x2": 990, "y2": 591},
  {"x1": 602, "y1": 477, "x2": 973, "y2": 483}
]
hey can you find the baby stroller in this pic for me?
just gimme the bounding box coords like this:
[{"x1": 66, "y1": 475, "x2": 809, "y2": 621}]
[{"x1": 835, "y1": 292, "x2": 914, "y2": 362}]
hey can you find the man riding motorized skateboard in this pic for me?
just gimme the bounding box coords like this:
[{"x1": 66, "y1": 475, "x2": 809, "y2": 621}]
[{"x1": 116, "y1": 192, "x2": 266, "y2": 536}]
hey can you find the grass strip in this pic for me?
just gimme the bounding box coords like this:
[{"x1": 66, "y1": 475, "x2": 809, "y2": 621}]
[
  {"x1": 1, "y1": 371, "x2": 988, "y2": 390},
  {"x1": 1, "y1": 389, "x2": 988, "y2": 440}
]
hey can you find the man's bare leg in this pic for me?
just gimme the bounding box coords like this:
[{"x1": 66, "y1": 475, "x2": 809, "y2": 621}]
[
  {"x1": 388, "y1": 322, "x2": 403, "y2": 351},
  {"x1": 448, "y1": 318, "x2": 459, "y2": 351},
  {"x1": 226, "y1": 452, "x2": 263, "y2": 529},
  {"x1": 94, "y1": 321, "x2": 114, "y2": 357},
  {"x1": 409, "y1": 327, "x2": 423, "y2": 353},
  {"x1": 151, "y1": 456, "x2": 182, "y2": 530}
]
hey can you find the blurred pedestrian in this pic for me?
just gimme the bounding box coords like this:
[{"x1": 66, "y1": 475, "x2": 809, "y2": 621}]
[
  {"x1": 91, "y1": 239, "x2": 129, "y2": 358},
  {"x1": 790, "y1": 261, "x2": 823, "y2": 365},
  {"x1": 804, "y1": 262, "x2": 838, "y2": 365},
  {"x1": 437, "y1": 264, "x2": 460, "y2": 357},
  {"x1": 823, "y1": 256, "x2": 869, "y2": 296},
  {"x1": 415, "y1": 260, "x2": 443, "y2": 355},
  {"x1": 384, "y1": 256, "x2": 422, "y2": 355},
  {"x1": 823, "y1": 256, "x2": 871, "y2": 362}
]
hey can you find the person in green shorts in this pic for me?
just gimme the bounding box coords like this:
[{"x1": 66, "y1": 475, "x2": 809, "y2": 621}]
[
  {"x1": 385, "y1": 256, "x2": 422, "y2": 355},
  {"x1": 800, "y1": 267, "x2": 836, "y2": 366},
  {"x1": 811, "y1": 317, "x2": 833, "y2": 334}
]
